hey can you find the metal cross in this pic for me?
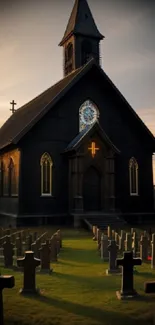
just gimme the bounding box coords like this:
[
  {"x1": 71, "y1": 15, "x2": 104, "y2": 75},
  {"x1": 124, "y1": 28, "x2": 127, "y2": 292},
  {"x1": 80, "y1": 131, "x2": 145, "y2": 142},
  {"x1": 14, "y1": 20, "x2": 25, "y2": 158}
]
[{"x1": 10, "y1": 100, "x2": 17, "y2": 114}]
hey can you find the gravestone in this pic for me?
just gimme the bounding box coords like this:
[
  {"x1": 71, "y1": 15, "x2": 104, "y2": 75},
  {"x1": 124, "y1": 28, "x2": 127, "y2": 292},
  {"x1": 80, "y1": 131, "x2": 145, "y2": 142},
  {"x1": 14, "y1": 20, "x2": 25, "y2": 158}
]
[
  {"x1": 132, "y1": 232, "x2": 138, "y2": 256},
  {"x1": 50, "y1": 236, "x2": 58, "y2": 262},
  {"x1": 17, "y1": 251, "x2": 40, "y2": 295},
  {"x1": 112, "y1": 230, "x2": 115, "y2": 240},
  {"x1": 92, "y1": 226, "x2": 97, "y2": 241},
  {"x1": 25, "y1": 234, "x2": 32, "y2": 251},
  {"x1": 119, "y1": 230, "x2": 126, "y2": 251},
  {"x1": 0, "y1": 275, "x2": 15, "y2": 325},
  {"x1": 39, "y1": 240, "x2": 52, "y2": 274},
  {"x1": 124, "y1": 233, "x2": 132, "y2": 251},
  {"x1": 140, "y1": 235, "x2": 149, "y2": 262},
  {"x1": 100, "y1": 234, "x2": 109, "y2": 261},
  {"x1": 107, "y1": 226, "x2": 112, "y2": 240},
  {"x1": 116, "y1": 251, "x2": 142, "y2": 299},
  {"x1": 106, "y1": 240, "x2": 120, "y2": 275},
  {"x1": 97, "y1": 228, "x2": 102, "y2": 250},
  {"x1": 57, "y1": 229, "x2": 62, "y2": 248},
  {"x1": 151, "y1": 233, "x2": 155, "y2": 269},
  {"x1": 144, "y1": 281, "x2": 155, "y2": 293},
  {"x1": 3, "y1": 236, "x2": 14, "y2": 268},
  {"x1": 16, "y1": 237, "x2": 22, "y2": 256},
  {"x1": 114, "y1": 232, "x2": 119, "y2": 245},
  {"x1": 31, "y1": 241, "x2": 40, "y2": 259}
]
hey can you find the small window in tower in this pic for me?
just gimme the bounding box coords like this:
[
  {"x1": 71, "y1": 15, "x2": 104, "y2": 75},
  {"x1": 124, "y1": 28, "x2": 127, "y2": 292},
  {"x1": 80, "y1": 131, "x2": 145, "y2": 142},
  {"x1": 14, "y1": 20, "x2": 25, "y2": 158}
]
[{"x1": 85, "y1": 14, "x2": 88, "y2": 19}]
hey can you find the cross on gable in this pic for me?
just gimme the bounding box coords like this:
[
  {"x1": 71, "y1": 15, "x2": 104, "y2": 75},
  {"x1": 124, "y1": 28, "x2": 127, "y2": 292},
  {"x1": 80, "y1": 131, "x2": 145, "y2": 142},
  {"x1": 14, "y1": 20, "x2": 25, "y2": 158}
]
[
  {"x1": 0, "y1": 275, "x2": 15, "y2": 325},
  {"x1": 88, "y1": 141, "x2": 99, "y2": 158},
  {"x1": 10, "y1": 100, "x2": 17, "y2": 114}
]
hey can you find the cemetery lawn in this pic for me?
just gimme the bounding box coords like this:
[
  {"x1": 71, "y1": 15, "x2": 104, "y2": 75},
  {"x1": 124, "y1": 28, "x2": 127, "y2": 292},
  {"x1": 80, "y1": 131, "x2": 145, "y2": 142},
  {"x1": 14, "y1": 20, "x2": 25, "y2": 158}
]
[{"x1": 2, "y1": 229, "x2": 155, "y2": 325}]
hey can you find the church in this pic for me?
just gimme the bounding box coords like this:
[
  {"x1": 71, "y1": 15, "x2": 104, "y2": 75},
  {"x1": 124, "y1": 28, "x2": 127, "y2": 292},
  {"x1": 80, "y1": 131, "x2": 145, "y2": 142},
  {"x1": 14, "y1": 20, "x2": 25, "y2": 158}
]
[{"x1": 0, "y1": 0, "x2": 154, "y2": 227}]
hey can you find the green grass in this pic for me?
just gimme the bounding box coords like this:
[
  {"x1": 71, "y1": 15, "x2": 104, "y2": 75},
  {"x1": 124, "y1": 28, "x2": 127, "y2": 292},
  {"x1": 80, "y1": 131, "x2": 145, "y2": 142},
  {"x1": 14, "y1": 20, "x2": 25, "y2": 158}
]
[{"x1": 1, "y1": 229, "x2": 155, "y2": 325}]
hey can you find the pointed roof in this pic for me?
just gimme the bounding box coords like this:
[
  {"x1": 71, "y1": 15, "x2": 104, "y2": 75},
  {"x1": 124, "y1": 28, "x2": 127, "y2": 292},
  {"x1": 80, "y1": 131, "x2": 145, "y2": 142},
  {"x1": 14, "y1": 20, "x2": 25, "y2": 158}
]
[
  {"x1": 64, "y1": 121, "x2": 120, "y2": 153},
  {"x1": 0, "y1": 58, "x2": 154, "y2": 151},
  {"x1": 59, "y1": 0, "x2": 104, "y2": 46}
]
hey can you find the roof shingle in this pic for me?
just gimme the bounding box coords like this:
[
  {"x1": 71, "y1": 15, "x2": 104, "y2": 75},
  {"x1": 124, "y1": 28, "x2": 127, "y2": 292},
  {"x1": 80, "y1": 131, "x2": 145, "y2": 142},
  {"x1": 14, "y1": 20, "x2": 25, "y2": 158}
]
[{"x1": 0, "y1": 67, "x2": 83, "y2": 150}]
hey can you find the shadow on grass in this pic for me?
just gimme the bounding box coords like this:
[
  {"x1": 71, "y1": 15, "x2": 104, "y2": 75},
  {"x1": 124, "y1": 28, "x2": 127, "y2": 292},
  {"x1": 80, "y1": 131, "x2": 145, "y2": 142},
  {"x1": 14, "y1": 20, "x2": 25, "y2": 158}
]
[
  {"x1": 135, "y1": 272, "x2": 155, "y2": 278},
  {"x1": 23, "y1": 293, "x2": 144, "y2": 325},
  {"x1": 50, "y1": 271, "x2": 120, "y2": 291}
]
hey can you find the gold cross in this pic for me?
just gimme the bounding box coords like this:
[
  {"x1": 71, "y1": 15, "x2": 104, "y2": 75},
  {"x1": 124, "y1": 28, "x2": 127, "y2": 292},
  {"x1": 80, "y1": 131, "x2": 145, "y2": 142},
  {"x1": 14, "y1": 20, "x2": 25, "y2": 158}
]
[{"x1": 88, "y1": 141, "x2": 99, "y2": 158}]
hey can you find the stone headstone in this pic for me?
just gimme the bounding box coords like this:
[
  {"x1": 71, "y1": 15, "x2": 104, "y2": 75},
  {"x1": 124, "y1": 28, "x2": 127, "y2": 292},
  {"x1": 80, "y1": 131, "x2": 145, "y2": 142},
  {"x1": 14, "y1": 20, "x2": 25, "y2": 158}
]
[
  {"x1": 31, "y1": 241, "x2": 40, "y2": 259},
  {"x1": 39, "y1": 240, "x2": 52, "y2": 274},
  {"x1": 119, "y1": 230, "x2": 126, "y2": 251},
  {"x1": 144, "y1": 281, "x2": 155, "y2": 293},
  {"x1": 57, "y1": 229, "x2": 62, "y2": 248},
  {"x1": 0, "y1": 275, "x2": 15, "y2": 325},
  {"x1": 116, "y1": 251, "x2": 142, "y2": 299},
  {"x1": 124, "y1": 233, "x2": 132, "y2": 251},
  {"x1": 25, "y1": 234, "x2": 32, "y2": 251},
  {"x1": 140, "y1": 235, "x2": 149, "y2": 262},
  {"x1": 3, "y1": 236, "x2": 14, "y2": 268},
  {"x1": 132, "y1": 232, "x2": 138, "y2": 256},
  {"x1": 92, "y1": 225, "x2": 97, "y2": 241},
  {"x1": 100, "y1": 234, "x2": 109, "y2": 261},
  {"x1": 15, "y1": 237, "x2": 22, "y2": 256},
  {"x1": 17, "y1": 251, "x2": 40, "y2": 295},
  {"x1": 114, "y1": 232, "x2": 119, "y2": 245},
  {"x1": 111, "y1": 230, "x2": 115, "y2": 240},
  {"x1": 106, "y1": 240, "x2": 120, "y2": 275},
  {"x1": 50, "y1": 236, "x2": 58, "y2": 262},
  {"x1": 107, "y1": 226, "x2": 112, "y2": 240}
]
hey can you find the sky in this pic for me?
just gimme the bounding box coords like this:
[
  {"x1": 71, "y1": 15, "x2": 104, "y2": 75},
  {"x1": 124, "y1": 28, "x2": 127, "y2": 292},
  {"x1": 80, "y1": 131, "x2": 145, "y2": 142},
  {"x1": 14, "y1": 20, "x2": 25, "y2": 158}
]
[{"x1": 0, "y1": 0, "x2": 155, "y2": 182}]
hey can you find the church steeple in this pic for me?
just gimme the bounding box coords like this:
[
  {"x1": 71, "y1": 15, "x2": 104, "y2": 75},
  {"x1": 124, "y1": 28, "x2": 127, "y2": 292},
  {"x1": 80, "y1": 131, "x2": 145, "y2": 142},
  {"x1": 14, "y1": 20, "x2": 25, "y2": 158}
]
[{"x1": 59, "y1": 0, "x2": 104, "y2": 77}]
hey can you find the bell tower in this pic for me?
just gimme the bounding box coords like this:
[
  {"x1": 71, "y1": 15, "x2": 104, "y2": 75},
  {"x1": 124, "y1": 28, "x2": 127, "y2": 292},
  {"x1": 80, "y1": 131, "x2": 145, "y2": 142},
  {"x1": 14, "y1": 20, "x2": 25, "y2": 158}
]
[{"x1": 59, "y1": 0, "x2": 104, "y2": 77}]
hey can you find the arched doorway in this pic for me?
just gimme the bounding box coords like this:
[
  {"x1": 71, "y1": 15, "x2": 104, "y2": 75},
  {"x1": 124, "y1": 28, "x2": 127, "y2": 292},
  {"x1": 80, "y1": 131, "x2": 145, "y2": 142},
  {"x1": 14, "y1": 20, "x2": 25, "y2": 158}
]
[{"x1": 83, "y1": 166, "x2": 101, "y2": 211}]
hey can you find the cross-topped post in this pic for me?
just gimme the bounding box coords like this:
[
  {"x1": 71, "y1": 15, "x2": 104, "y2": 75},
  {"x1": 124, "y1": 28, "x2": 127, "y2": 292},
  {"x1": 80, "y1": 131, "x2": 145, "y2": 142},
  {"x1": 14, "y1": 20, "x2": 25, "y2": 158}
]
[
  {"x1": 0, "y1": 275, "x2": 15, "y2": 325},
  {"x1": 88, "y1": 141, "x2": 99, "y2": 158},
  {"x1": 116, "y1": 251, "x2": 142, "y2": 299},
  {"x1": 17, "y1": 251, "x2": 40, "y2": 295},
  {"x1": 10, "y1": 100, "x2": 17, "y2": 114}
]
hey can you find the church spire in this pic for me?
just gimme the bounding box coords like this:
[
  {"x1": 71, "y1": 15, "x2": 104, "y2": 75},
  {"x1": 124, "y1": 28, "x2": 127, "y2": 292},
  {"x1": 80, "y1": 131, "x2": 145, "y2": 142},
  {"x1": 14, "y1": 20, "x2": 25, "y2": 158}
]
[{"x1": 59, "y1": 0, "x2": 104, "y2": 77}]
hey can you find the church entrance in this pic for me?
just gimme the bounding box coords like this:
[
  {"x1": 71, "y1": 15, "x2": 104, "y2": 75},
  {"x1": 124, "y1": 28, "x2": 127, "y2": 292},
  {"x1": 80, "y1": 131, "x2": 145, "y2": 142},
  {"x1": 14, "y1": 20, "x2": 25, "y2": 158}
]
[{"x1": 83, "y1": 166, "x2": 101, "y2": 211}]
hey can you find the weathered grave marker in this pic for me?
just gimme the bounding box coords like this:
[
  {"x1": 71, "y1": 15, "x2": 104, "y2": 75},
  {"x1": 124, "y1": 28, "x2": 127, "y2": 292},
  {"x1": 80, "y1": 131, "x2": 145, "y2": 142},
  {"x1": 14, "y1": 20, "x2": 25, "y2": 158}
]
[
  {"x1": 3, "y1": 236, "x2": 14, "y2": 268},
  {"x1": 100, "y1": 234, "x2": 109, "y2": 261},
  {"x1": 0, "y1": 275, "x2": 15, "y2": 325},
  {"x1": 124, "y1": 233, "x2": 132, "y2": 251},
  {"x1": 116, "y1": 251, "x2": 142, "y2": 299},
  {"x1": 140, "y1": 235, "x2": 149, "y2": 262},
  {"x1": 39, "y1": 240, "x2": 52, "y2": 274},
  {"x1": 17, "y1": 251, "x2": 40, "y2": 295},
  {"x1": 106, "y1": 240, "x2": 120, "y2": 275}
]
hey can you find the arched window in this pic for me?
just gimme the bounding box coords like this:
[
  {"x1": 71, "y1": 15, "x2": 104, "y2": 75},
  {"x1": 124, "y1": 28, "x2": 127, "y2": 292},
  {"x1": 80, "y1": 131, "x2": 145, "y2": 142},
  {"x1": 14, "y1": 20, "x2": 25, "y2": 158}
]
[
  {"x1": 129, "y1": 157, "x2": 138, "y2": 195},
  {"x1": 8, "y1": 158, "x2": 18, "y2": 196},
  {"x1": 79, "y1": 99, "x2": 99, "y2": 132},
  {"x1": 40, "y1": 153, "x2": 53, "y2": 196},
  {"x1": 3, "y1": 161, "x2": 9, "y2": 196}
]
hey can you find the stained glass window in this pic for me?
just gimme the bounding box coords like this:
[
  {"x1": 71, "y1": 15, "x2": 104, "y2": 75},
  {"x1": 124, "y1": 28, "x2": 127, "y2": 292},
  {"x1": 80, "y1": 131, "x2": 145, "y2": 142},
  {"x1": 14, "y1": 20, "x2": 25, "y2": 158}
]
[
  {"x1": 40, "y1": 153, "x2": 53, "y2": 195},
  {"x1": 129, "y1": 157, "x2": 138, "y2": 195},
  {"x1": 79, "y1": 100, "x2": 99, "y2": 132}
]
